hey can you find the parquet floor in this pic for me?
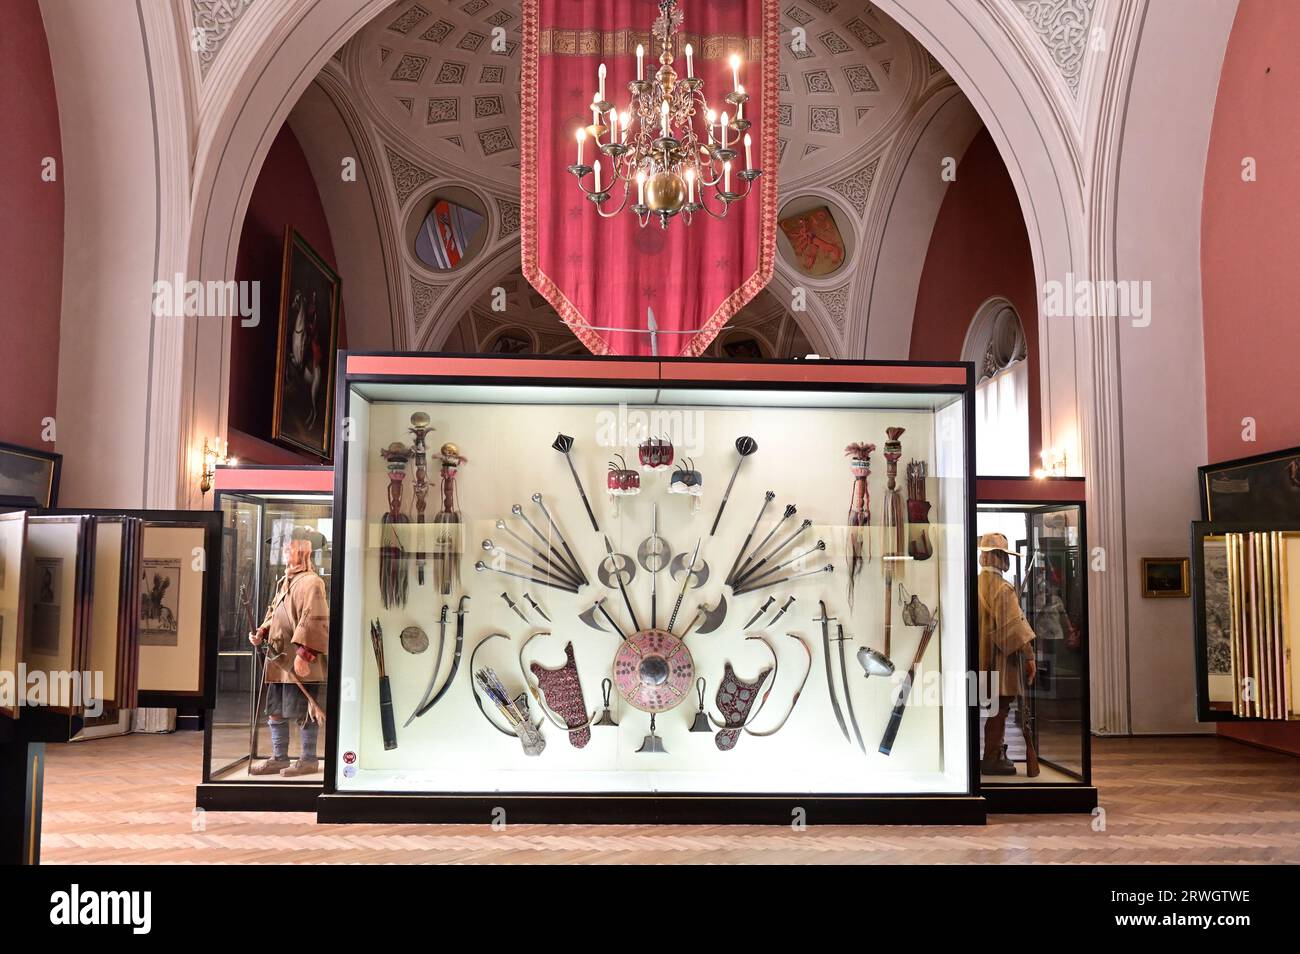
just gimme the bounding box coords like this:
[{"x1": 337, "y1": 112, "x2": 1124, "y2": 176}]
[{"x1": 39, "y1": 732, "x2": 1300, "y2": 863}]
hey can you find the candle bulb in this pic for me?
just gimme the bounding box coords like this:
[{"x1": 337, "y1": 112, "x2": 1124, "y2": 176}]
[
  {"x1": 723, "y1": 160, "x2": 732, "y2": 194},
  {"x1": 685, "y1": 166, "x2": 696, "y2": 203},
  {"x1": 706, "y1": 109, "x2": 717, "y2": 145},
  {"x1": 744, "y1": 133, "x2": 752, "y2": 171},
  {"x1": 636, "y1": 44, "x2": 645, "y2": 82},
  {"x1": 720, "y1": 111, "x2": 729, "y2": 149},
  {"x1": 685, "y1": 43, "x2": 694, "y2": 78},
  {"x1": 609, "y1": 110, "x2": 619, "y2": 143},
  {"x1": 576, "y1": 127, "x2": 586, "y2": 166},
  {"x1": 593, "y1": 158, "x2": 602, "y2": 194},
  {"x1": 591, "y1": 94, "x2": 600, "y2": 129},
  {"x1": 636, "y1": 169, "x2": 646, "y2": 206},
  {"x1": 661, "y1": 99, "x2": 670, "y2": 137},
  {"x1": 730, "y1": 53, "x2": 741, "y2": 92},
  {"x1": 620, "y1": 111, "x2": 630, "y2": 144},
  {"x1": 598, "y1": 63, "x2": 606, "y2": 102},
  {"x1": 736, "y1": 84, "x2": 745, "y2": 121}
]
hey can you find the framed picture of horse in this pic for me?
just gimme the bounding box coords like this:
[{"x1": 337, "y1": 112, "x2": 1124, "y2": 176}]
[{"x1": 272, "y1": 227, "x2": 341, "y2": 459}]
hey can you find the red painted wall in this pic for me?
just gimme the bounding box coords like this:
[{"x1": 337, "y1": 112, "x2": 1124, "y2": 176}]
[
  {"x1": 1202, "y1": 3, "x2": 1300, "y2": 757},
  {"x1": 230, "y1": 123, "x2": 346, "y2": 464},
  {"x1": 909, "y1": 129, "x2": 1042, "y2": 461},
  {"x1": 0, "y1": 0, "x2": 62, "y2": 450}
]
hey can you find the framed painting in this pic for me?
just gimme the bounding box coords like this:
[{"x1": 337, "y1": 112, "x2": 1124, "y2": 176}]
[
  {"x1": 0, "y1": 441, "x2": 61, "y2": 508},
  {"x1": 1141, "y1": 557, "x2": 1190, "y2": 598},
  {"x1": 1199, "y1": 445, "x2": 1300, "y2": 522},
  {"x1": 271, "y1": 228, "x2": 341, "y2": 459}
]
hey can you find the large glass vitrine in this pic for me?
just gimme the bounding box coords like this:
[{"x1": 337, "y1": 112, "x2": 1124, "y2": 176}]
[
  {"x1": 976, "y1": 477, "x2": 1095, "y2": 812},
  {"x1": 321, "y1": 354, "x2": 981, "y2": 825},
  {"x1": 198, "y1": 467, "x2": 333, "y2": 811}
]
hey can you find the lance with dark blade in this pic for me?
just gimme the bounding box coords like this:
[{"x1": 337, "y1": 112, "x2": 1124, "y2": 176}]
[
  {"x1": 602, "y1": 534, "x2": 640, "y2": 632},
  {"x1": 531, "y1": 494, "x2": 590, "y2": 586},
  {"x1": 725, "y1": 491, "x2": 775, "y2": 585},
  {"x1": 732, "y1": 505, "x2": 796, "y2": 584},
  {"x1": 834, "y1": 623, "x2": 865, "y2": 753},
  {"x1": 734, "y1": 564, "x2": 832, "y2": 597},
  {"x1": 817, "y1": 601, "x2": 850, "y2": 744},
  {"x1": 733, "y1": 520, "x2": 813, "y2": 587},
  {"x1": 475, "y1": 561, "x2": 579, "y2": 594},
  {"x1": 667, "y1": 538, "x2": 702, "y2": 633},
  {"x1": 495, "y1": 519, "x2": 581, "y2": 588}
]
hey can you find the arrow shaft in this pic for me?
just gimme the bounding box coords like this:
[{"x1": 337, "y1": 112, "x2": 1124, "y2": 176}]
[
  {"x1": 725, "y1": 496, "x2": 773, "y2": 584},
  {"x1": 733, "y1": 515, "x2": 790, "y2": 583}
]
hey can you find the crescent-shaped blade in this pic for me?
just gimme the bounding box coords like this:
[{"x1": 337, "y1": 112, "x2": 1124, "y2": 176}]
[{"x1": 694, "y1": 593, "x2": 728, "y2": 634}]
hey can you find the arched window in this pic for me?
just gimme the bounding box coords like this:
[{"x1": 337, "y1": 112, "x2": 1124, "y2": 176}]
[{"x1": 963, "y1": 298, "x2": 1029, "y2": 475}]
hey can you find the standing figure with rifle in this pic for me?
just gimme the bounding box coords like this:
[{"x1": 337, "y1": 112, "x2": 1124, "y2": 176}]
[
  {"x1": 247, "y1": 526, "x2": 330, "y2": 777},
  {"x1": 977, "y1": 533, "x2": 1039, "y2": 777}
]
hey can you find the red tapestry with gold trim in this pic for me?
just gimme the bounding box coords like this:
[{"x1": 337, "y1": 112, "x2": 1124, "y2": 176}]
[{"x1": 522, "y1": 0, "x2": 779, "y2": 356}]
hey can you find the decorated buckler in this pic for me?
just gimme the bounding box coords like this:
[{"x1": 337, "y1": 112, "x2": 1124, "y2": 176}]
[
  {"x1": 638, "y1": 435, "x2": 675, "y2": 470},
  {"x1": 607, "y1": 454, "x2": 640, "y2": 517}
]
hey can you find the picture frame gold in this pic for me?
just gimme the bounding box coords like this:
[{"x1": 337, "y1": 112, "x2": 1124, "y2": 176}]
[
  {"x1": 1141, "y1": 556, "x2": 1190, "y2": 598},
  {"x1": 271, "y1": 227, "x2": 341, "y2": 460}
]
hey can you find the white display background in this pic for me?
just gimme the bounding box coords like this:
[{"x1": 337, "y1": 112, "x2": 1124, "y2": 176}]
[{"x1": 337, "y1": 394, "x2": 970, "y2": 795}]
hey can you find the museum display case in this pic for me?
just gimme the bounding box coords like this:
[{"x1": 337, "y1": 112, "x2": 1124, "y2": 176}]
[
  {"x1": 198, "y1": 466, "x2": 334, "y2": 811},
  {"x1": 1191, "y1": 520, "x2": 1300, "y2": 723},
  {"x1": 319, "y1": 354, "x2": 981, "y2": 824},
  {"x1": 975, "y1": 477, "x2": 1095, "y2": 812}
]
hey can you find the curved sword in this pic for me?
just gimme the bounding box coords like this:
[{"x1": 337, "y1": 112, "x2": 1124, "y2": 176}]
[
  {"x1": 817, "y1": 601, "x2": 850, "y2": 744},
  {"x1": 835, "y1": 623, "x2": 866, "y2": 754},
  {"x1": 413, "y1": 595, "x2": 469, "y2": 720},
  {"x1": 404, "y1": 604, "x2": 448, "y2": 727}
]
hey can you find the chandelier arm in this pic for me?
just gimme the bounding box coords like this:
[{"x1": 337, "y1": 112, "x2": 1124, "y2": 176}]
[{"x1": 594, "y1": 186, "x2": 633, "y2": 219}]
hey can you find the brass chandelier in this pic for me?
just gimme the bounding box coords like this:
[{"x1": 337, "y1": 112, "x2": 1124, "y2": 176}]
[{"x1": 568, "y1": 0, "x2": 762, "y2": 229}]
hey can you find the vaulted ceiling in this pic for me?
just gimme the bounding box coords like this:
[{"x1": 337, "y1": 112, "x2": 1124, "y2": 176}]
[{"x1": 297, "y1": 0, "x2": 960, "y2": 357}]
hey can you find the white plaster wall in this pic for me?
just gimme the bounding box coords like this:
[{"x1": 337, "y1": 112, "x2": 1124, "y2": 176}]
[
  {"x1": 1114, "y1": 0, "x2": 1237, "y2": 733},
  {"x1": 41, "y1": 0, "x2": 158, "y2": 508}
]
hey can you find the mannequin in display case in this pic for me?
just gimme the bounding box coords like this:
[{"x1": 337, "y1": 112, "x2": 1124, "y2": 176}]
[
  {"x1": 977, "y1": 533, "x2": 1039, "y2": 777},
  {"x1": 248, "y1": 526, "x2": 329, "y2": 777}
]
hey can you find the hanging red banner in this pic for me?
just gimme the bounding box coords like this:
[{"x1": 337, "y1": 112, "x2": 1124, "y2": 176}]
[{"x1": 522, "y1": 0, "x2": 779, "y2": 356}]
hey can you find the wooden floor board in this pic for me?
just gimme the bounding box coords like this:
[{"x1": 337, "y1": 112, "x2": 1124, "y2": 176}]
[{"x1": 37, "y1": 732, "x2": 1300, "y2": 864}]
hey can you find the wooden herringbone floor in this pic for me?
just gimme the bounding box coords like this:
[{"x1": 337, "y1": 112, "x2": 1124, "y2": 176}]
[{"x1": 39, "y1": 733, "x2": 1300, "y2": 863}]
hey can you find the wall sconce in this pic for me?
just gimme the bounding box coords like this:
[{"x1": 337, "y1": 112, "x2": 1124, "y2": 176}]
[
  {"x1": 1033, "y1": 448, "x2": 1068, "y2": 479},
  {"x1": 199, "y1": 437, "x2": 236, "y2": 497}
]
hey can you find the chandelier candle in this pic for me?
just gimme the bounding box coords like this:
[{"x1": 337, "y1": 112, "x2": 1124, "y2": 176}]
[{"x1": 564, "y1": 0, "x2": 762, "y2": 229}]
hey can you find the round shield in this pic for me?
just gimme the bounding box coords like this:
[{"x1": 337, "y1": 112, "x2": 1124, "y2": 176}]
[
  {"x1": 612, "y1": 629, "x2": 695, "y2": 713},
  {"x1": 399, "y1": 626, "x2": 429, "y2": 654}
]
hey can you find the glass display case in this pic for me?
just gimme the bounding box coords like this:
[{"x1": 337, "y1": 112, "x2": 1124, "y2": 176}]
[
  {"x1": 198, "y1": 467, "x2": 333, "y2": 812},
  {"x1": 321, "y1": 354, "x2": 980, "y2": 824},
  {"x1": 976, "y1": 477, "x2": 1095, "y2": 812}
]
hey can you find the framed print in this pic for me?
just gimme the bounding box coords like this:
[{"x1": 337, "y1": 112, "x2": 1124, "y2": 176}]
[
  {"x1": 0, "y1": 441, "x2": 61, "y2": 508},
  {"x1": 139, "y1": 557, "x2": 182, "y2": 647},
  {"x1": 271, "y1": 227, "x2": 341, "y2": 459},
  {"x1": 1199, "y1": 445, "x2": 1300, "y2": 522},
  {"x1": 23, "y1": 515, "x2": 93, "y2": 716},
  {"x1": 1141, "y1": 556, "x2": 1190, "y2": 598}
]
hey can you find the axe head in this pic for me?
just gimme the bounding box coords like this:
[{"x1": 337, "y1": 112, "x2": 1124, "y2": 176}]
[
  {"x1": 578, "y1": 601, "x2": 608, "y2": 632},
  {"x1": 694, "y1": 594, "x2": 728, "y2": 634}
]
